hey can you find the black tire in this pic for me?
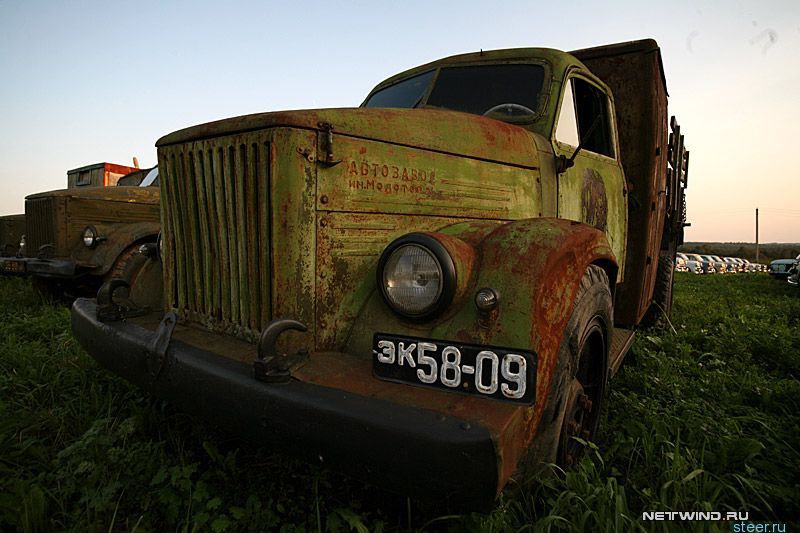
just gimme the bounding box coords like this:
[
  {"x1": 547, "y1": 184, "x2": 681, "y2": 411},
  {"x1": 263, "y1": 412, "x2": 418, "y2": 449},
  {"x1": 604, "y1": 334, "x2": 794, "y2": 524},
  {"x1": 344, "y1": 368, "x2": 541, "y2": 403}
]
[
  {"x1": 514, "y1": 265, "x2": 612, "y2": 478},
  {"x1": 641, "y1": 251, "x2": 675, "y2": 327},
  {"x1": 106, "y1": 244, "x2": 162, "y2": 309}
]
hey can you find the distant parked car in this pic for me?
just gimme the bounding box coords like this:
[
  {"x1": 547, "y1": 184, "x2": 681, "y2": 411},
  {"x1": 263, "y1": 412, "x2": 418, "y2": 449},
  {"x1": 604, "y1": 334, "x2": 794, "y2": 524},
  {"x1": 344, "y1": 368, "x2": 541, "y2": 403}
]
[
  {"x1": 740, "y1": 258, "x2": 757, "y2": 272},
  {"x1": 678, "y1": 253, "x2": 701, "y2": 274},
  {"x1": 768, "y1": 259, "x2": 796, "y2": 279},
  {"x1": 708, "y1": 255, "x2": 727, "y2": 273},
  {"x1": 685, "y1": 253, "x2": 712, "y2": 273},
  {"x1": 675, "y1": 253, "x2": 689, "y2": 272},
  {"x1": 723, "y1": 257, "x2": 740, "y2": 273},
  {"x1": 787, "y1": 255, "x2": 800, "y2": 286}
]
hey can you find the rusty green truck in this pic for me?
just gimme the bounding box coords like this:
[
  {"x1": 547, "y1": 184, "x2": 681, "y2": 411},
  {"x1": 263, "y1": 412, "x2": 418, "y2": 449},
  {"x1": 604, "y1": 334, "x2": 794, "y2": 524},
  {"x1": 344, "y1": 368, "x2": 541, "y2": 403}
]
[{"x1": 72, "y1": 39, "x2": 689, "y2": 506}]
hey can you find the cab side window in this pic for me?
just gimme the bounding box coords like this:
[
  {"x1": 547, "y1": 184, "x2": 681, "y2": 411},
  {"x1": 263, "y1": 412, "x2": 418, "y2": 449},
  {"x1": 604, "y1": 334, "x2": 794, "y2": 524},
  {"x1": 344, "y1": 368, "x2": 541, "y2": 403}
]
[
  {"x1": 555, "y1": 80, "x2": 579, "y2": 147},
  {"x1": 555, "y1": 77, "x2": 615, "y2": 158}
]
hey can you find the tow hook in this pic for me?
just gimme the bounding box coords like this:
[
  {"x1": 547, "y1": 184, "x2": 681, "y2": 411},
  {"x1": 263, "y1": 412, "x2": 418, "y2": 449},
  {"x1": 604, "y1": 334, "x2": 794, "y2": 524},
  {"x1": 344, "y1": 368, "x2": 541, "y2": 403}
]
[
  {"x1": 146, "y1": 312, "x2": 177, "y2": 380},
  {"x1": 254, "y1": 319, "x2": 308, "y2": 384},
  {"x1": 96, "y1": 279, "x2": 151, "y2": 322}
]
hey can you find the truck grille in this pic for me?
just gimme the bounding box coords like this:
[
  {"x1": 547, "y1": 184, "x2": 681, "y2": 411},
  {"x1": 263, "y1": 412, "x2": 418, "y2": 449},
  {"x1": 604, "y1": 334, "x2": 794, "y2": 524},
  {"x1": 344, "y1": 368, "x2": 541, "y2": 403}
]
[
  {"x1": 24, "y1": 198, "x2": 56, "y2": 257},
  {"x1": 159, "y1": 133, "x2": 272, "y2": 341}
]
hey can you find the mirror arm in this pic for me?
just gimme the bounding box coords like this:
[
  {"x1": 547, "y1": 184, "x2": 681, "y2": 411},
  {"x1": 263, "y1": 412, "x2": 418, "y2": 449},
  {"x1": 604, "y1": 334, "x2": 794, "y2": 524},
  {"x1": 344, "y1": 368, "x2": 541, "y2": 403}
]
[{"x1": 556, "y1": 113, "x2": 603, "y2": 175}]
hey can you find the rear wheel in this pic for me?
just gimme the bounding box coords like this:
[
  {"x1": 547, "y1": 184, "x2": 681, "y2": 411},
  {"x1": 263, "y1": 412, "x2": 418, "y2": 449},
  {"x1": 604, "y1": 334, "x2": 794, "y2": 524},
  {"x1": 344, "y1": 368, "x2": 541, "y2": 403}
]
[{"x1": 641, "y1": 250, "x2": 675, "y2": 327}]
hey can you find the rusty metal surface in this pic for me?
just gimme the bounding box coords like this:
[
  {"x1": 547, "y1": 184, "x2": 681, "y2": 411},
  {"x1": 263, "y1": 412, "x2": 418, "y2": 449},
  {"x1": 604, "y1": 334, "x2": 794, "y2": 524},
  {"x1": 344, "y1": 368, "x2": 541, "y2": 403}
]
[
  {"x1": 304, "y1": 218, "x2": 616, "y2": 492},
  {"x1": 572, "y1": 40, "x2": 669, "y2": 326},
  {"x1": 24, "y1": 197, "x2": 58, "y2": 256},
  {"x1": 158, "y1": 131, "x2": 276, "y2": 342},
  {"x1": 129, "y1": 41, "x2": 686, "y2": 500},
  {"x1": 67, "y1": 162, "x2": 140, "y2": 188},
  {"x1": 157, "y1": 108, "x2": 541, "y2": 170},
  {"x1": 316, "y1": 131, "x2": 541, "y2": 220},
  {"x1": 22, "y1": 187, "x2": 159, "y2": 277}
]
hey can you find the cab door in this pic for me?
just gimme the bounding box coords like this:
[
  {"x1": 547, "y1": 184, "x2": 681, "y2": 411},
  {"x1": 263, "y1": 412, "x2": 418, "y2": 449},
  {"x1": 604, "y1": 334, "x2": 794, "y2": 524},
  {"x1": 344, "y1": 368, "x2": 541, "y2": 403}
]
[{"x1": 553, "y1": 73, "x2": 627, "y2": 277}]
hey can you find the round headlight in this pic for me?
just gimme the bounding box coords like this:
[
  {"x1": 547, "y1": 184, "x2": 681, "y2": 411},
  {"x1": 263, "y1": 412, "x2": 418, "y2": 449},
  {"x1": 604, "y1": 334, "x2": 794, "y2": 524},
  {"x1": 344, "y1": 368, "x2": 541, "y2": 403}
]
[
  {"x1": 82, "y1": 226, "x2": 98, "y2": 248},
  {"x1": 378, "y1": 233, "x2": 456, "y2": 319}
]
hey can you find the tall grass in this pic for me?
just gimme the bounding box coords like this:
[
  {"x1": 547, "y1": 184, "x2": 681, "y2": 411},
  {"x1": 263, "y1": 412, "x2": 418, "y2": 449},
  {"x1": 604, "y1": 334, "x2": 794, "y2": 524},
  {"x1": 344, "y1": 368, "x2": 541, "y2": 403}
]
[{"x1": 0, "y1": 274, "x2": 798, "y2": 531}]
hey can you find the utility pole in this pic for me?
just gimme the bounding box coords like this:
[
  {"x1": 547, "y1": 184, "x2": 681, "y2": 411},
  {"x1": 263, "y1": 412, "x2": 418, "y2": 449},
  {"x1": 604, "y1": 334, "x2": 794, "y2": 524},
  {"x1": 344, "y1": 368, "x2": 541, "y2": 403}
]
[{"x1": 755, "y1": 208, "x2": 759, "y2": 264}]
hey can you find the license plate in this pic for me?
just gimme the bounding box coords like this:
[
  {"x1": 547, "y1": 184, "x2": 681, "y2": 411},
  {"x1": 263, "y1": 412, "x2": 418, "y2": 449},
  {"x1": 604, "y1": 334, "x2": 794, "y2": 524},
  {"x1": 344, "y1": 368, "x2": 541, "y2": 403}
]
[
  {"x1": 0, "y1": 259, "x2": 26, "y2": 273},
  {"x1": 373, "y1": 333, "x2": 536, "y2": 404}
]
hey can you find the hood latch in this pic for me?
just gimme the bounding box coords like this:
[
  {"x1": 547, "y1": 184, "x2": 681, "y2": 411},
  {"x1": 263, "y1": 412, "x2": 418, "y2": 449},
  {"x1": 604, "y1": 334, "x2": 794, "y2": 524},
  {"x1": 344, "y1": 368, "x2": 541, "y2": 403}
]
[{"x1": 317, "y1": 122, "x2": 342, "y2": 167}]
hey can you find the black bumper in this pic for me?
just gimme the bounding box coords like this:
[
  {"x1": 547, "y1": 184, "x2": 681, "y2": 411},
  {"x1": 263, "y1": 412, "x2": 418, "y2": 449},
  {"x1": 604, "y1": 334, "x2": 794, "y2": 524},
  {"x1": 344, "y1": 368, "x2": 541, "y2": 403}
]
[
  {"x1": 71, "y1": 298, "x2": 499, "y2": 508},
  {"x1": 0, "y1": 256, "x2": 80, "y2": 277}
]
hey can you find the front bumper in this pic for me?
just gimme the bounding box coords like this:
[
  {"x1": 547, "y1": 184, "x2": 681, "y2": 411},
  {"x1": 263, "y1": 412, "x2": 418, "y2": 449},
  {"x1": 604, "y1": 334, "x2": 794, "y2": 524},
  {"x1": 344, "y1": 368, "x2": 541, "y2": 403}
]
[
  {"x1": 0, "y1": 256, "x2": 83, "y2": 277},
  {"x1": 71, "y1": 298, "x2": 499, "y2": 507}
]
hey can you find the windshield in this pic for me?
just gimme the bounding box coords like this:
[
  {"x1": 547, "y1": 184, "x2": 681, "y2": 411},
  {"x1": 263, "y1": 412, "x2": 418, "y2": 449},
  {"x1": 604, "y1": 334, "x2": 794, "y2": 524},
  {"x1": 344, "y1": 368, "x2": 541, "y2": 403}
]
[
  {"x1": 365, "y1": 63, "x2": 545, "y2": 120},
  {"x1": 364, "y1": 71, "x2": 435, "y2": 108},
  {"x1": 140, "y1": 167, "x2": 159, "y2": 187}
]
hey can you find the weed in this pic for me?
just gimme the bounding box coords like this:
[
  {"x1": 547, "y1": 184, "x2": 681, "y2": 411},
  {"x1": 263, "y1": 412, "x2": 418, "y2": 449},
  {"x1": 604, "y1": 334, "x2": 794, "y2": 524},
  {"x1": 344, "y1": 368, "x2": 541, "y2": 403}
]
[{"x1": 0, "y1": 274, "x2": 798, "y2": 531}]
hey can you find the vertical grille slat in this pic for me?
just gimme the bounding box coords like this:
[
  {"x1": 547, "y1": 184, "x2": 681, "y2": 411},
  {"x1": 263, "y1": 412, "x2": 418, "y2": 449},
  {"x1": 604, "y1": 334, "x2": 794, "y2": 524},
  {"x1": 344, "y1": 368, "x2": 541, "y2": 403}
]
[
  {"x1": 212, "y1": 146, "x2": 232, "y2": 322},
  {"x1": 224, "y1": 147, "x2": 240, "y2": 325},
  {"x1": 246, "y1": 143, "x2": 261, "y2": 330},
  {"x1": 193, "y1": 149, "x2": 214, "y2": 317},
  {"x1": 160, "y1": 133, "x2": 272, "y2": 341},
  {"x1": 235, "y1": 144, "x2": 250, "y2": 328},
  {"x1": 204, "y1": 148, "x2": 222, "y2": 319},
  {"x1": 184, "y1": 151, "x2": 204, "y2": 313},
  {"x1": 261, "y1": 142, "x2": 272, "y2": 326}
]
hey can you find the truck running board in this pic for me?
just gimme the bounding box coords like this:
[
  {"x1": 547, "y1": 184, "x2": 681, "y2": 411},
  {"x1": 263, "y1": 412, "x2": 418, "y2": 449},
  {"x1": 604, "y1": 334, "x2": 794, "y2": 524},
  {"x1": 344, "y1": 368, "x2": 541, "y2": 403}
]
[{"x1": 609, "y1": 327, "x2": 636, "y2": 377}]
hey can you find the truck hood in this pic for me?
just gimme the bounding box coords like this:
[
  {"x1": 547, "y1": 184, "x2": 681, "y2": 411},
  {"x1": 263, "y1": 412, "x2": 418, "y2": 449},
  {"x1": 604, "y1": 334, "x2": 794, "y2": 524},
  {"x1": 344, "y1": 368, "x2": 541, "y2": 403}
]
[
  {"x1": 26, "y1": 186, "x2": 160, "y2": 204},
  {"x1": 157, "y1": 108, "x2": 540, "y2": 169}
]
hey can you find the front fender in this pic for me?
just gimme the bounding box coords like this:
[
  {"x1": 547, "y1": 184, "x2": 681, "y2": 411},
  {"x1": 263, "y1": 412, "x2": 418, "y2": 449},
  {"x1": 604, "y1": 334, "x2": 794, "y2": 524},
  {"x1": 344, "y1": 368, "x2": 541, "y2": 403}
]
[
  {"x1": 346, "y1": 217, "x2": 616, "y2": 483},
  {"x1": 72, "y1": 222, "x2": 160, "y2": 276}
]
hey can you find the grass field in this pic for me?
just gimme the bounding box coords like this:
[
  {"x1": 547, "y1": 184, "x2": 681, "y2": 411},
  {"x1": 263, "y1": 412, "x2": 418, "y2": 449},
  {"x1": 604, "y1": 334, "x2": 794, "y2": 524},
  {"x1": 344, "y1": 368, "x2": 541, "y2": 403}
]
[{"x1": 1, "y1": 273, "x2": 798, "y2": 532}]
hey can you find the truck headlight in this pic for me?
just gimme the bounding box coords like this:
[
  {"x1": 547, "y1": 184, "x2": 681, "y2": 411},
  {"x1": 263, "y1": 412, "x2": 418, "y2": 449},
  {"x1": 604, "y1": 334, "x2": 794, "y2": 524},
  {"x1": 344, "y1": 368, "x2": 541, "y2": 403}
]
[
  {"x1": 378, "y1": 233, "x2": 456, "y2": 319},
  {"x1": 82, "y1": 226, "x2": 101, "y2": 248}
]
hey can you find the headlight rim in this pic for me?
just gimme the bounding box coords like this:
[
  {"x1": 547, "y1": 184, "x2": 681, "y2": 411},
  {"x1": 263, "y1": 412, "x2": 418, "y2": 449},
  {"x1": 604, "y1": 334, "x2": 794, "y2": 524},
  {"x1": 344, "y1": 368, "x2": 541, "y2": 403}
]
[
  {"x1": 82, "y1": 225, "x2": 99, "y2": 248},
  {"x1": 377, "y1": 232, "x2": 457, "y2": 321}
]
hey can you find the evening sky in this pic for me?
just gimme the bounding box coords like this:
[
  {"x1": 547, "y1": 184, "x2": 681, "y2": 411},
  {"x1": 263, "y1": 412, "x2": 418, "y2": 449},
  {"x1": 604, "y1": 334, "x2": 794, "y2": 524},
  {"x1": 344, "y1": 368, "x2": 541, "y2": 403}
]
[{"x1": 0, "y1": 0, "x2": 797, "y2": 242}]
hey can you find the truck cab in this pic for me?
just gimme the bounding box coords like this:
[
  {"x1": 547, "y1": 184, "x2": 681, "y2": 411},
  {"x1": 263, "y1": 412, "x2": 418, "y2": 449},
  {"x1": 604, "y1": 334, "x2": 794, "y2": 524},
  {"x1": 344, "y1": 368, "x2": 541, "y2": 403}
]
[{"x1": 72, "y1": 40, "x2": 688, "y2": 507}]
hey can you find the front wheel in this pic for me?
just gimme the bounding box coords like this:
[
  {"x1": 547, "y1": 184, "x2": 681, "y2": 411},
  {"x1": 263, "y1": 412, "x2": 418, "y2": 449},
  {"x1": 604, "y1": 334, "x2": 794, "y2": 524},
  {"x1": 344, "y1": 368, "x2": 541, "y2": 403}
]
[
  {"x1": 555, "y1": 265, "x2": 612, "y2": 466},
  {"x1": 106, "y1": 243, "x2": 162, "y2": 309},
  {"x1": 515, "y1": 265, "x2": 612, "y2": 478}
]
